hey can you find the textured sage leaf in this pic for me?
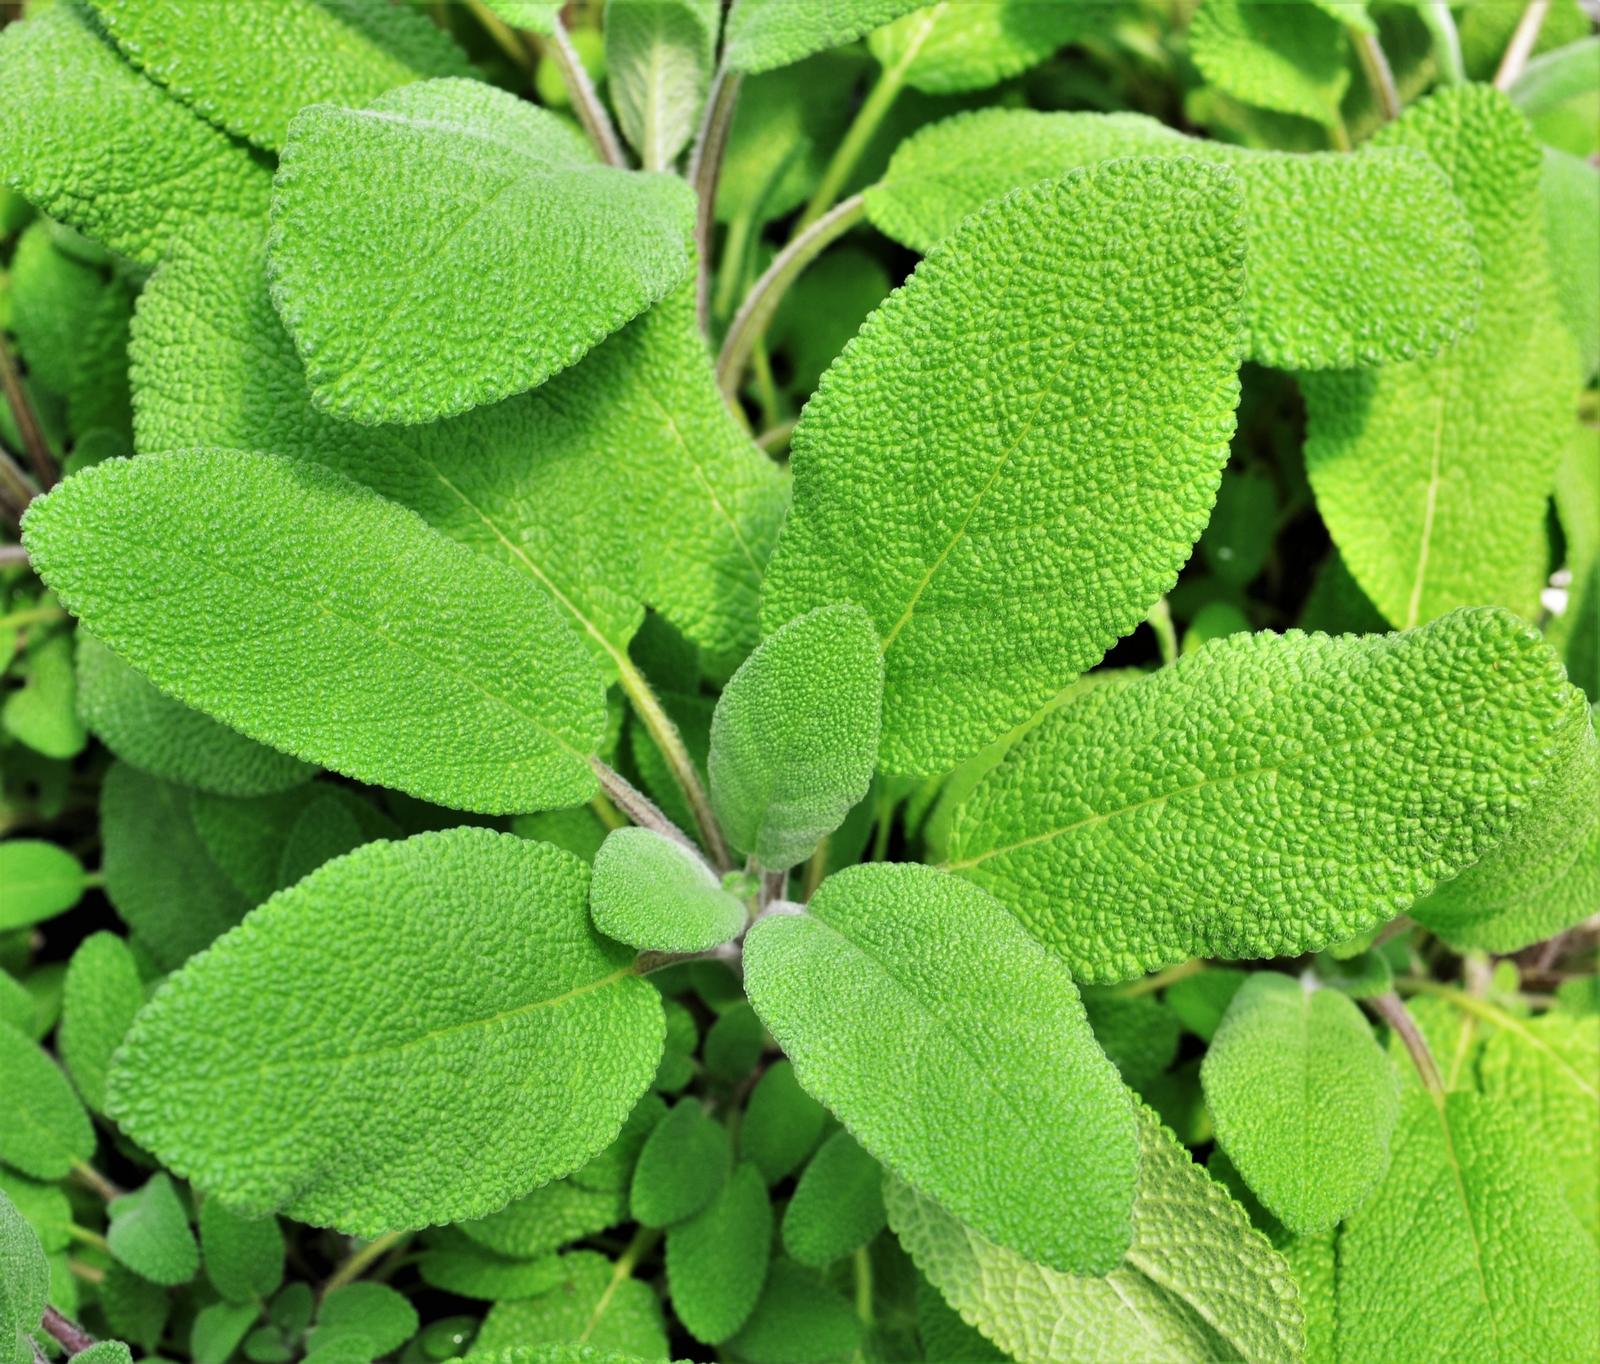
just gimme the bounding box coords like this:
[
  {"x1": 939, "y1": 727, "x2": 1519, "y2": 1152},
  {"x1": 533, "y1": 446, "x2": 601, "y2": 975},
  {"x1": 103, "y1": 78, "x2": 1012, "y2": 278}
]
[
  {"x1": 915, "y1": 1274, "x2": 1006, "y2": 1364},
  {"x1": 313, "y1": 1284, "x2": 416, "y2": 1360},
  {"x1": 3, "y1": 628, "x2": 86, "y2": 760},
  {"x1": 723, "y1": 0, "x2": 925, "y2": 73},
  {"x1": 739, "y1": 1059, "x2": 826, "y2": 1184},
  {"x1": 0, "y1": 839, "x2": 88, "y2": 930},
  {"x1": 1, "y1": 1190, "x2": 49, "y2": 1364},
  {"x1": 709, "y1": 605, "x2": 882, "y2": 870},
  {"x1": 631, "y1": 1100, "x2": 731, "y2": 1228},
  {"x1": 867, "y1": 0, "x2": 1095, "y2": 94},
  {"x1": 132, "y1": 227, "x2": 786, "y2": 669},
  {"x1": 269, "y1": 78, "x2": 696, "y2": 424},
  {"x1": 199, "y1": 1201, "x2": 283, "y2": 1305},
  {"x1": 762, "y1": 157, "x2": 1244, "y2": 774},
  {"x1": 87, "y1": 0, "x2": 470, "y2": 150},
  {"x1": 665, "y1": 1161, "x2": 773, "y2": 1344},
  {"x1": 24, "y1": 450, "x2": 607, "y2": 815},
  {"x1": 571, "y1": 1092, "x2": 668, "y2": 1195},
  {"x1": 1201, "y1": 973, "x2": 1400, "y2": 1235},
  {"x1": 191, "y1": 1301, "x2": 256, "y2": 1364},
  {"x1": 865, "y1": 108, "x2": 1480, "y2": 371},
  {"x1": 78, "y1": 634, "x2": 316, "y2": 799},
  {"x1": 0, "y1": 1022, "x2": 93, "y2": 1181},
  {"x1": 1189, "y1": 0, "x2": 1350, "y2": 128},
  {"x1": 106, "y1": 830, "x2": 664, "y2": 1234},
  {"x1": 417, "y1": 1236, "x2": 564, "y2": 1301},
  {"x1": 1303, "y1": 86, "x2": 1575, "y2": 629},
  {"x1": 781, "y1": 1130, "x2": 885, "y2": 1267},
  {"x1": 459, "y1": 1179, "x2": 628, "y2": 1261},
  {"x1": 887, "y1": 1105, "x2": 1306, "y2": 1364},
  {"x1": 481, "y1": 1, "x2": 562, "y2": 33},
  {"x1": 59, "y1": 931, "x2": 144, "y2": 1115},
  {"x1": 744, "y1": 862, "x2": 1136, "y2": 1272},
  {"x1": 1552, "y1": 436, "x2": 1599, "y2": 704},
  {"x1": 604, "y1": 0, "x2": 719, "y2": 170},
  {"x1": 703, "y1": 1003, "x2": 765, "y2": 1085},
  {"x1": 0, "y1": 3, "x2": 270, "y2": 264},
  {"x1": 948, "y1": 609, "x2": 1591, "y2": 982},
  {"x1": 107, "y1": 1173, "x2": 199, "y2": 1287},
  {"x1": 474, "y1": 1252, "x2": 670, "y2": 1360},
  {"x1": 0, "y1": 1173, "x2": 70, "y2": 1257},
  {"x1": 1337, "y1": 1090, "x2": 1600, "y2": 1360},
  {"x1": 1541, "y1": 147, "x2": 1600, "y2": 381},
  {"x1": 725, "y1": 1259, "x2": 862, "y2": 1364},
  {"x1": 589, "y1": 827, "x2": 747, "y2": 952}
]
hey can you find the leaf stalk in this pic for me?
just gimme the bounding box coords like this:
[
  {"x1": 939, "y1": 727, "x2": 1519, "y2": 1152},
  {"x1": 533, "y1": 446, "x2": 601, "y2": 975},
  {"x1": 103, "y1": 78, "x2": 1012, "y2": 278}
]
[
  {"x1": 1352, "y1": 26, "x2": 1401, "y2": 121},
  {"x1": 0, "y1": 339, "x2": 56, "y2": 489},
  {"x1": 321, "y1": 1229, "x2": 409, "y2": 1300},
  {"x1": 545, "y1": 14, "x2": 627, "y2": 167},
  {"x1": 1494, "y1": 0, "x2": 1550, "y2": 90},
  {"x1": 690, "y1": 67, "x2": 744, "y2": 330},
  {"x1": 1367, "y1": 991, "x2": 1444, "y2": 1098}
]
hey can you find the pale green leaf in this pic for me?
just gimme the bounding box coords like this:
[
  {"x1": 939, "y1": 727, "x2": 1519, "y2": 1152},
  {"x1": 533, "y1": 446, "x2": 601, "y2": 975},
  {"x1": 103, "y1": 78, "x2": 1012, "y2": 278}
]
[
  {"x1": 481, "y1": 1, "x2": 562, "y2": 34},
  {"x1": 1189, "y1": 0, "x2": 1350, "y2": 128},
  {"x1": 744, "y1": 862, "x2": 1136, "y2": 1272},
  {"x1": 867, "y1": 0, "x2": 1095, "y2": 94},
  {"x1": 199, "y1": 1200, "x2": 284, "y2": 1305},
  {"x1": 1541, "y1": 147, "x2": 1600, "y2": 381},
  {"x1": 948, "y1": 609, "x2": 1590, "y2": 982},
  {"x1": 58, "y1": 931, "x2": 144, "y2": 1115},
  {"x1": 915, "y1": 1273, "x2": 1006, "y2": 1363},
  {"x1": 630, "y1": 1100, "x2": 731, "y2": 1228},
  {"x1": 665, "y1": 1161, "x2": 773, "y2": 1344},
  {"x1": 782, "y1": 1130, "x2": 885, "y2": 1267},
  {"x1": 1337, "y1": 1090, "x2": 1600, "y2": 1360},
  {"x1": 24, "y1": 450, "x2": 607, "y2": 815},
  {"x1": 1303, "y1": 86, "x2": 1575, "y2": 629},
  {"x1": 472, "y1": 1251, "x2": 670, "y2": 1359},
  {"x1": 269, "y1": 78, "x2": 695, "y2": 424},
  {"x1": 459, "y1": 1179, "x2": 628, "y2": 1260},
  {"x1": 709, "y1": 605, "x2": 882, "y2": 870},
  {"x1": 589, "y1": 828, "x2": 747, "y2": 952},
  {"x1": 865, "y1": 108, "x2": 1480, "y2": 370},
  {"x1": 739, "y1": 1059, "x2": 825, "y2": 1183},
  {"x1": 762, "y1": 158, "x2": 1244, "y2": 774},
  {"x1": 605, "y1": 0, "x2": 718, "y2": 170},
  {"x1": 106, "y1": 830, "x2": 664, "y2": 1234},
  {"x1": 723, "y1": 0, "x2": 926, "y2": 73},
  {"x1": 725, "y1": 1259, "x2": 861, "y2": 1364},
  {"x1": 87, "y1": 0, "x2": 471, "y2": 149},
  {"x1": 1201, "y1": 973, "x2": 1400, "y2": 1235},
  {"x1": 0, "y1": 1021, "x2": 93, "y2": 1180},
  {"x1": 0, "y1": 1190, "x2": 50, "y2": 1364},
  {"x1": 107, "y1": 1173, "x2": 199, "y2": 1286},
  {"x1": 0, "y1": 4, "x2": 270, "y2": 264},
  {"x1": 0, "y1": 839, "x2": 87, "y2": 931},
  {"x1": 1552, "y1": 433, "x2": 1600, "y2": 702},
  {"x1": 888, "y1": 1104, "x2": 1306, "y2": 1364}
]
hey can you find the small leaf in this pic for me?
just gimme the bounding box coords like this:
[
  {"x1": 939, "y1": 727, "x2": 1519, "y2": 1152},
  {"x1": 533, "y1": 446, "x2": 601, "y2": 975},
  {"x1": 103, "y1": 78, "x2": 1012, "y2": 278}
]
[
  {"x1": 709, "y1": 605, "x2": 883, "y2": 871},
  {"x1": 761, "y1": 157, "x2": 1244, "y2": 774},
  {"x1": 417, "y1": 1237, "x2": 565, "y2": 1302},
  {"x1": 107, "y1": 1173, "x2": 200, "y2": 1287},
  {"x1": 59, "y1": 931, "x2": 144, "y2": 1115},
  {"x1": 702, "y1": 1002, "x2": 765, "y2": 1086},
  {"x1": 630, "y1": 1100, "x2": 731, "y2": 1228},
  {"x1": 1189, "y1": 0, "x2": 1350, "y2": 128},
  {"x1": 1201, "y1": 973, "x2": 1400, "y2": 1235},
  {"x1": 199, "y1": 1201, "x2": 283, "y2": 1305},
  {"x1": 725, "y1": 1259, "x2": 862, "y2": 1364},
  {"x1": 570, "y1": 1092, "x2": 668, "y2": 1195},
  {"x1": 867, "y1": 0, "x2": 1095, "y2": 94},
  {"x1": 481, "y1": 0, "x2": 562, "y2": 33},
  {"x1": 723, "y1": 0, "x2": 925, "y2": 73},
  {"x1": 474, "y1": 1251, "x2": 670, "y2": 1360},
  {"x1": 1541, "y1": 147, "x2": 1600, "y2": 379},
  {"x1": 739, "y1": 1059, "x2": 825, "y2": 1184},
  {"x1": 0, "y1": 1021, "x2": 93, "y2": 1180},
  {"x1": 313, "y1": 1284, "x2": 416, "y2": 1360},
  {"x1": 665, "y1": 1161, "x2": 773, "y2": 1344},
  {"x1": 0, "y1": 1189, "x2": 50, "y2": 1364},
  {"x1": 24, "y1": 450, "x2": 607, "y2": 815},
  {"x1": 459, "y1": 1179, "x2": 628, "y2": 1261},
  {"x1": 605, "y1": 0, "x2": 719, "y2": 170},
  {"x1": 589, "y1": 827, "x2": 747, "y2": 952},
  {"x1": 106, "y1": 830, "x2": 664, "y2": 1234},
  {"x1": 69, "y1": 1346, "x2": 134, "y2": 1364},
  {"x1": 781, "y1": 1131, "x2": 885, "y2": 1267},
  {"x1": 3, "y1": 628, "x2": 86, "y2": 760},
  {"x1": 744, "y1": 862, "x2": 1137, "y2": 1273},
  {"x1": 0, "y1": 839, "x2": 87, "y2": 931},
  {"x1": 192, "y1": 1300, "x2": 258, "y2": 1364},
  {"x1": 269, "y1": 78, "x2": 695, "y2": 424}
]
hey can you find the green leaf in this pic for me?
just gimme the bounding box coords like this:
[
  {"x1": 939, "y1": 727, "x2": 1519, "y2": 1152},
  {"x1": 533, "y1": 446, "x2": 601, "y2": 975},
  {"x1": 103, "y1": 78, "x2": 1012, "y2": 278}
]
[
  {"x1": 1201, "y1": 973, "x2": 1399, "y2": 1235},
  {"x1": 709, "y1": 605, "x2": 882, "y2": 871},
  {"x1": 1337, "y1": 1090, "x2": 1600, "y2": 1360},
  {"x1": 59, "y1": 931, "x2": 144, "y2": 1115},
  {"x1": 269, "y1": 78, "x2": 695, "y2": 424},
  {"x1": 1552, "y1": 433, "x2": 1600, "y2": 703},
  {"x1": 888, "y1": 1104, "x2": 1306, "y2": 1364},
  {"x1": 1189, "y1": 0, "x2": 1350, "y2": 129},
  {"x1": 1541, "y1": 147, "x2": 1600, "y2": 381},
  {"x1": 473, "y1": 1251, "x2": 670, "y2": 1360},
  {"x1": 703, "y1": 1002, "x2": 765, "y2": 1086},
  {"x1": 86, "y1": 0, "x2": 471, "y2": 150},
  {"x1": 1303, "y1": 86, "x2": 1575, "y2": 629},
  {"x1": 0, "y1": 4, "x2": 270, "y2": 264},
  {"x1": 24, "y1": 450, "x2": 607, "y2": 815},
  {"x1": 744, "y1": 862, "x2": 1136, "y2": 1272},
  {"x1": 199, "y1": 1200, "x2": 284, "y2": 1305},
  {"x1": 723, "y1": 0, "x2": 926, "y2": 73},
  {"x1": 72, "y1": 1346, "x2": 134, "y2": 1364},
  {"x1": 1, "y1": 1190, "x2": 50, "y2": 1364},
  {"x1": 132, "y1": 227, "x2": 786, "y2": 670},
  {"x1": 99, "y1": 1263, "x2": 167, "y2": 1352},
  {"x1": 915, "y1": 1273, "x2": 1006, "y2": 1364},
  {"x1": 630, "y1": 1099, "x2": 731, "y2": 1228},
  {"x1": 589, "y1": 827, "x2": 747, "y2": 952},
  {"x1": 867, "y1": 0, "x2": 1094, "y2": 94},
  {"x1": 571, "y1": 1092, "x2": 668, "y2": 1194},
  {"x1": 665, "y1": 1161, "x2": 773, "y2": 1344},
  {"x1": 739, "y1": 1059, "x2": 825, "y2": 1183},
  {"x1": 0, "y1": 839, "x2": 87, "y2": 931},
  {"x1": 106, "y1": 830, "x2": 664, "y2": 1234},
  {"x1": 948, "y1": 609, "x2": 1591, "y2": 982},
  {"x1": 418, "y1": 1237, "x2": 565, "y2": 1302},
  {"x1": 107, "y1": 1173, "x2": 199, "y2": 1287},
  {"x1": 762, "y1": 157, "x2": 1244, "y2": 775},
  {"x1": 725, "y1": 1259, "x2": 862, "y2": 1364},
  {"x1": 0, "y1": 1173, "x2": 70, "y2": 1256},
  {"x1": 0, "y1": 1021, "x2": 93, "y2": 1180},
  {"x1": 3, "y1": 628, "x2": 86, "y2": 760},
  {"x1": 864, "y1": 108, "x2": 1481, "y2": 371},
  {"x1": 192, "y1": 1300, "x2": 259, "y2": 1364},
  {"x1": 314, "y1": 1284, "x2": 417, "y2": 1359},
  {"x1": 604, "y1": 0, "x2": 718, "y2": 170},
  {"x1": 781, "y1": 1130, "x2": 884, "y2": 1267},
  {"x1": 481, "y1": 1, "x2": 562, "y2": 34},
  {"x1": 78, "y1": 634, "x2": 316, "y2": 798},
  {"x1": 459, "y1": 1179, "x2": 628, "y2": 1260},
  {"x1": 1082, "y1": 990, "x2": 1180, "y2": 1091}
]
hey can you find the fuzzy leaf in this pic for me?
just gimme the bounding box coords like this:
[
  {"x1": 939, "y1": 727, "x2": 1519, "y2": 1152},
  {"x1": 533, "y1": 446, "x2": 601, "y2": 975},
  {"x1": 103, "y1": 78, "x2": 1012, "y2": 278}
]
[
  {"x1": 739, "y1": 1060, "x2": 826, "y2": 1184},
  {"x1": 0, "y1": 1022, "x2": 93, "y2": 1181},
  {"x1": 0, "y1": 4, "x2": 270, "y2": 264},
  {"x1": 473, "y1": 1252, "x2": 669, "y2": 1360},
  {"x1": 1189, "y1": 0, "x2": 1350, "y2": 128},
  {"x1": 605, "y1": 0, "x2": 719, "y2": 169},
  {"x1": 744, "y1": 862, "x2": 1136, "y2": 1272},
  {"x1": 867, "y1": 0, "x2": 1095, "y2": 94},
  {"x1": 1303, "y1": 86, "x2": 1575, "y2": 629},
  {"x1": 269, "y1": 78, "x2": 695, "y2": 424},
  {"x1": 24, "y1": 450, "x2": 607, "y2": 815},
  {"x1": 481, "y1": 1, "x2": 562, "y2": 33},
  {"x1": 1541, "y1": 146, "x2": 1600, "y2": 382},
  {"x1": 782, "y1": 1130, "x2": 885, "y2": 1267},
  {"x1": 87, "y1": 0, "x2": 471, "y2": 150},
  {"x1": 417, "y1": 1238, "x2": 564, "y2": 1302},
  {"x1": 726, "y1": 1260, "x2": 862, "y2": 1364},
  {"x1": 709, "y1": 605, "x2": 882, "y2": 870},
  {"x1": 589, "y1": 828, "x2": 747, "y2": 952},
  {"x1": 59, "y1": 932, "x2": 144, "y2": 1115},
  {"x1": 865, "y1": 108, "x2": 1480, "y2": 371},
  {"x1": 762, "y1": 157, "x2": 1244, "y2": 774},
  {"x1": 723, "y1": 0, "x2": 925, "y2": 73},
  {"x1": 1, "y1": 1190, "x2": 50, "y2": 1364},
  {"x1": 948, "y1": 609, "x2": 1591, "y2": 982},
  {"x1": 314, "y1": 1284, "x2": 417, "y2": 1359},
  {"x1": 108, "y1": 1173, "x2": 199, "y2": 1287},
  {"x1": 1201, "y1": 974, "x2": 1399, "y2": 1235},
  {"x1": 106, "y1": 830, "x2": 664, "y2": 1235},
  {"x1": 665, "y1": 1161, "x2": 773, "y2": 1344},
  {"x1": 888, "y1": 1104, "x2": 1305, "y2": 1364},
  {"x1": 459, "y1": 1180, "x2": 628, "y2": 1261},
  {"x1": 0, "y1": 839, "x2": 88, "y2": 931},
  {"x1": 199, "y1": 1201, "x2": 284, "y2": 1305},
  {"x1": 631, "y1": 1100, "x2": 731, "y2": 1229}
]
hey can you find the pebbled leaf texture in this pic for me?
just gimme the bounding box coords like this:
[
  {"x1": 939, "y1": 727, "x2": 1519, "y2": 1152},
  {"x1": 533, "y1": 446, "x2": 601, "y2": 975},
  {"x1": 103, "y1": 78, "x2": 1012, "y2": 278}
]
[
  {"x1": 865, "y1": 108, "x2": 1481, "y2": 371},
  {"x1": 0, "y1": 2, "x2": 270, "y2": 264},
  {"x1": 761, "y1": 158, "x2": 1245, "y2": 774},
  {"x1": 59, "y1": 931, "x2": 144, "y2": 1116},
  {"x1": 199, "y1": 1201, "x2": 284, "y2": 1305},
  {"x1": 867, "y1": 0, "x2": 1096, "y2": 95},
  {"x1": 0, "y1": 1022, "x2": 93, "y2": 1180},
  {"x1": 589, "y1": 828, "x2": 747, "y2": 952},
  {"x1": 605, "y1": 0, "x2": 719, "y2": 170},
  {"x1": 106, "y1": 830, "x2": 664, "y2": 1235},
  {"x1": 948, "y1": 609, "x2": 1591, "y2": 982},
  {"x1": 0, "y1": 1191, "x2": 49, "y2": 1364},
  {"x1": 665, "y1": 1161, "x2": 773, "y2": 1344},
  {"x1": 268, "y1": 78, "x2": 696, "y2": 424},
  {"x1": 1302, "y1": 85, "x2": 1576, "y2": 629},
  {"x1": 781, "y1": 1130, "x2": 885, "y2": 1267},
  {"x1": 887, "y1": 1104, "x2": 1305, "y2": 1364},
  {"x1": 723, "y1": 0, "x2": 926, "y2": 73},
  {"x1": 24, "y1": 449, "x2": 607, "y2": 815},
  {"x1": 725, "y1": 1259, "x2": 862, "y2": 1364},
  {"x1": 739, "y1": 1059, "x2": 825, "y2": 1184},
  {"x1": 107, "y1": 1174, "x2": 199, "y2": 1287},
  {"x1": 481, "y1": 1, "x2": 562, "y2": 34},
  {"x1": 744, "y1": 862, "x2": 1137, "y2": 1273},
  {"x1": 132, "y1": 226, "x2": 786, "y2": 670},
  {"x1": 630, "y1": 1100, "x2": 731, "y2": 1229},
  {"x1": 1189, "y1": 0, "x2": 1350, "y2": 128},
  {"x1": 459, "y1": 1179, "x2": 628, "y2": 1261},
  {"x1": 87, "y1": 0, "x2": 471, "y2": 150},
  {"x1": 1201, "y1": 973, "x2": 1400, "y2": 1235},
  {"x1": 709, "y1": 605, "x2": 882, "y2": 870},
  {"x1": 472, "y1": 1251, "x2": 670, "y2": 1360}
]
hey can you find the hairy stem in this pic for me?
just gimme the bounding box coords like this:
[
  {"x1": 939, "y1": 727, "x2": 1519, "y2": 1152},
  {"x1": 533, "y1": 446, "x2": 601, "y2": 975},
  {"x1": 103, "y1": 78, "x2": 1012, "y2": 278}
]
[
  {"x1": 0, "y1": 340, "x2": 56, "y2": 489},
  {"x1": 464, "y1": 0, "x2": 536, "y2": 71},
  {"x1": 545, "y1": 14, "x2": 626, "y2": 167},
  {"x1": 0, "y1": 446, "x2": 37, "y2": 527},
  {"x1": 1352, "y1": 26, "x2": 1401, "y2": 121},
  {"x1": 758, "y1": 867, "x2": 786, "y2": 913},
  {"x1": 1368, "y1": 991, "x2": 1444, "y2": 1098},
  {"x1": 69, "y1": 1157, "x2": 123, "y2": 1202},
  {"x1": 690, "y1": 67, "x2": 743, "y2": 331},
  {"x1": 40, "y1": 1307, "x2": 96, "y2": 1355},
  {"x1": 1115, "y1": 957, "x2": 1204, "y2": 999},
  {"x1": 322, "y1": 1230, "x2": 409, "y2": 1299},
  {"x1": 589, "y1": 792, "x2": 627, "y2": 831},
  {"x1": 0, "y1": 543, "x2": 31, "y2": 568},
  {"x1": 1494, "y1": 0, "x2": 1550, "y2": 89},
  {"x1": 717, "y1": 193, "x2": 866, "y2": 398},
  {"x1": 590, "y1": 755, "x2": 712, "y2": 863},
  {"x1": 635, "y1": 938, "x2": 742, "y2": 976},
  {"x1": 1146, "y1": 597, "x2": 1177, "y2": 667}
]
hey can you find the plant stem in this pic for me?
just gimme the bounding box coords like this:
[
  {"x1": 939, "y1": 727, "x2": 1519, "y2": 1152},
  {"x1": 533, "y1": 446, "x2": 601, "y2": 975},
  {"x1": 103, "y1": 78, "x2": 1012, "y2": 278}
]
[
  {"x1": 66, "y1": 1223, "x2": 110, "y2": 1254},
  {"x1": 690, "y1": 67, "x2": 743, "y2": 331},
  {"x1": 1420, "y1": 1, "x2": 1465, "y2": 84},
  {"x1": 1368, "y1": 991, "x2": 1444, "y2": 1098},
  {"x1": 1146, "y1": 597, "x2": 1177, "y2": 667},
  {"x1": 1494, "y1": 0, "x2": 1550, "y2": 89},
  {"x1": 464, "y1": 0, "x2": 536, "y2": 71},
  {"x1": 1115, "y1": 957, "x2": 1204, "y2": 998},
  {"x1": 67, "y1": 1259, "x2": 105, "y2": 1286},
  {"x1": 40, "y1": 1307, "x2": 96, "y2": 1355},
  {"x1": 0, "y1": 339, "x2": 56, "y2": 489},
  {"x1": 589, "y1": 792, "x2": 627, "y2": 831},
  {"x1": 69, "y1": 1158, "x2": 122, "y2": 1202},
  {"x1": 0, "y1": 604, "x2": 64, "y2": 632},
  {"x1": 1352, "y1": 26, "x2": 1400, "y2": 121},
  {"x1": 801, "y1": 838, "x2": 829, "y2": 900},
  {"x1": 717, "y1": 193, "x2": 866, "y2": 398},
  {"x1": 712, "y1": 204, "x2": 757, "y2": 324},
  {"x1": 758, "y1": 867, "x2": 786, "y2": 912},
  {"x1": 854, "y1": 1244, "x2": 874, "y2": 1325},
  {"x1": 756, "y1": 418, "x2": 797, "y2": 457},
  {"x1": 322, "y1": 1230, "x2": 408, "y2": 1300},
  {"x1": 589, "y1": 755, "x2": 714, "y2": 863},
  {"x1": 0, "y1": 444, "x2": 38, "y2": 523},
  {"x1": 580, "y1": 1226, "x2": 662, "y2": 1345},
  {"x1": 1328, "y1": 115, "x2": 1353, "y2": 152},
  {"x1": 545, "y1": 14, "x2": 626, "y2": 167},
  {"x1": 0, "y1": 543, "x2": 31, "y2": 568},
  {"x1": 635, "y1": 939, "x2": 743, "y2": 976}
]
